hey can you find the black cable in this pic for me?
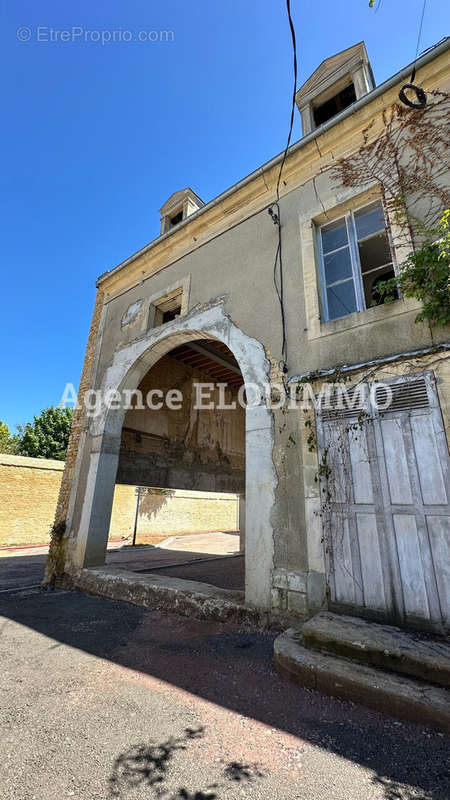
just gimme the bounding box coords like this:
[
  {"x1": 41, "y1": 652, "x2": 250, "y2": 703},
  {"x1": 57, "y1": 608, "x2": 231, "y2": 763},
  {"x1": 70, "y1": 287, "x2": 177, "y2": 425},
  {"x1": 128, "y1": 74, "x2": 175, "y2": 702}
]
[
  {"x1": 270, "y1": 0, "x2": 298, "y2": 372},
  {"x1": 414, "y1": 0, "x2": 427, "y2": 63},
  {"x1": 399, "y1": 0, "x2": 427, "y2": 109},
  {"x1": 276, "y1": 0, "x2": 298, "y2": 202}
]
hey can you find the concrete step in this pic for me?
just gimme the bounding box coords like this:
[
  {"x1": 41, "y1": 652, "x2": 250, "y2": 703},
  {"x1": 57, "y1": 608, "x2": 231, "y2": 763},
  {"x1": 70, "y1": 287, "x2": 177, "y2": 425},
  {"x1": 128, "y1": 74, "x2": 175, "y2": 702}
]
[
  {"x1": 274, "y1": 628, "x2": 450, "y2": 733},
  {"x1": 301, "y1": 612, "x2": 450, "y2": 688}
]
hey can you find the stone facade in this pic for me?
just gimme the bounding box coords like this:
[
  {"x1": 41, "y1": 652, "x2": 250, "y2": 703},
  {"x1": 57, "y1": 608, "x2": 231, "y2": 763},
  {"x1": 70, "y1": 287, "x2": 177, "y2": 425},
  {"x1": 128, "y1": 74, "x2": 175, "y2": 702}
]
[{"x1": 47, "y1": 40, "x2": 450, "y2": 624}]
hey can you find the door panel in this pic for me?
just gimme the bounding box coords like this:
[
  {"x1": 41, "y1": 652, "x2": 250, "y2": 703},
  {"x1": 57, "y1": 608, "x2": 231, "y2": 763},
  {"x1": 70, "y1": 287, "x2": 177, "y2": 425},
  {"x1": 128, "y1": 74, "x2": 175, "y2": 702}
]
[
  {"x1": 349, "y1": 428, "x2": 374, "y2": 504},
  {"x1": 356, "y1": 512, "x2": 386, "y2": 610},
  {"x1": 411, "y1": 414, "x2": 448, "y2": 505},
  {"x1": 393, "y1": 514, "x2": 430, "y2": 619},
  {"x1": 380, "y1": 418, "x2": 413, "y2": 505},
  {"x1": 332, "y1": 515, "x2": 357, "y2": 606},
  {"x1": 427, "y1": 516, "x2": 450, "y2": 624}
]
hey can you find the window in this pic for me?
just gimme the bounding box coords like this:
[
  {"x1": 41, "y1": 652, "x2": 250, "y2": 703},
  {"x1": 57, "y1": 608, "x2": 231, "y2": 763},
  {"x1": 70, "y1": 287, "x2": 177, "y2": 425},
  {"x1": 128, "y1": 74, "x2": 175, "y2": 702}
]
[
  {"x1": 313, "y1": 83, "x2": 356, "y2": 127},
  {"x1": 148, "y1": 276, "x2": 190, "y2": 330},
  {"x1": 162, "y1": 305, "x2": 181, "y2": 324},
  {"x1": 318, "y1": 200, "x2": 397, "y2": 322},
  {"x1": 170, "y1": 210, "x2": 183, "y2": 227},
  {"x1": 150, "y1": 287, "x2": 184, "y2": 327}
]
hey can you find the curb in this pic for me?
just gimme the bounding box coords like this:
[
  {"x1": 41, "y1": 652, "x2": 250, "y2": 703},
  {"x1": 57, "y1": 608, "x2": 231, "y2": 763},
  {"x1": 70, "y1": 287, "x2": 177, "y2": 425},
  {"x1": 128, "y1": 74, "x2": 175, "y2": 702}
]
[{"x1": 59, "y1": 566, "x2": 296, "y2": 631}]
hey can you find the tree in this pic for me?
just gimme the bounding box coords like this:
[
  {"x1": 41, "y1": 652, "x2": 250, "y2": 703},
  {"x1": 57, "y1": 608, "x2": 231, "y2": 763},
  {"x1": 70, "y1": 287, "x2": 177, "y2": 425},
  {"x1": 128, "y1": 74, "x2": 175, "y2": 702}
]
[
  {"x1": 17, "y1": 406, "x2": 73, "y2": 461},
  {"x1": 0, "y1": 421, "x2": 19, "y2": 454}
]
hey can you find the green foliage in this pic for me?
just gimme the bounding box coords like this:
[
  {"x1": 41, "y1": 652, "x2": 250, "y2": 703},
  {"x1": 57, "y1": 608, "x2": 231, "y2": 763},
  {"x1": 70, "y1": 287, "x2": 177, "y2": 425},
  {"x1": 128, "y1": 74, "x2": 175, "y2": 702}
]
[
  {"x1": 17, "y1": 406, "x2": 73, "y2": 460},
  {"x1": 375, "y1": 210, "x2": 450, "y2": 327},
  {"x1": 0, "y1": 421, "x2": 19, "y2": 454}
]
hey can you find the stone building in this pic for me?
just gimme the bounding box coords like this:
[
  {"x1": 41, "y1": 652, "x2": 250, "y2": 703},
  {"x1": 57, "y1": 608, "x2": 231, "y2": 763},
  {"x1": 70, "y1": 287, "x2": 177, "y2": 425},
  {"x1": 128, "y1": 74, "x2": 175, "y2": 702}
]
[{"x1": 47, "y1": 40, "x2": 450, "y2": 632}]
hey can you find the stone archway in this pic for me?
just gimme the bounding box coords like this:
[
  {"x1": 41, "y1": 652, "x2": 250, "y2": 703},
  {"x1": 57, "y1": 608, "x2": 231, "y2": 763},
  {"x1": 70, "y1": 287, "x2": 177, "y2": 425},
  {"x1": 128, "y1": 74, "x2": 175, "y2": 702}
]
[{"x1": 62, "y1": 304, "x2": 276, "y2": 609}]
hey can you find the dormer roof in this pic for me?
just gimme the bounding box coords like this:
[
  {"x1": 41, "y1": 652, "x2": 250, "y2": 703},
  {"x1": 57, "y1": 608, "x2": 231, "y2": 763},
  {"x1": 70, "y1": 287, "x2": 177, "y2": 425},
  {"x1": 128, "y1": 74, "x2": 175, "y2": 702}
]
[
  {"x1": 159, "y1": 187, "x2": 204, "y2": 217},
  {"x1": 296, "y1": 42, "x2": 374, "y2": 106},
  {"x1": 295, "y1": 42, "x2": 375, "y2": 136}
]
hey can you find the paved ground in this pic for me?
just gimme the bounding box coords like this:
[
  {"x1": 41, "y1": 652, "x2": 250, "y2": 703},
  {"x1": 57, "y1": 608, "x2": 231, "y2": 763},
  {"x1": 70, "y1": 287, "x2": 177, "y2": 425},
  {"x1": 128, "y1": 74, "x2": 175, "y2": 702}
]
[
  {"x1": 140, "y1": 554, "x2": 244, "y2": 590},
  {"x1": 0, "y1": 534, "x2": 244, "y2": 593},
  {"x1": 106, "y1": 539, "x2": 244, "y2": 591},
  {"x1": 160, "y1": 532, "x2": 240, "y2": 555},
  {"x1": 0, "y1": 558, "x2": 449, "y2": 799}
]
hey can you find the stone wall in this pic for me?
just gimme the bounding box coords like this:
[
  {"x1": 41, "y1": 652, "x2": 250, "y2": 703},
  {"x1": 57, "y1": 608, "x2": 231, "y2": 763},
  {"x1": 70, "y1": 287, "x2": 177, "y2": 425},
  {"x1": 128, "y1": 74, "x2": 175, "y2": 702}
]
[
  {"x1": 109, "y1": 486, "x2": 239, "y2": 544},
  {"x1": 0, "y1": 453, "x2": 238, "y2": 547},
  {"x1": 0, "y1": 454, "x2": 64, "y2": 547}
]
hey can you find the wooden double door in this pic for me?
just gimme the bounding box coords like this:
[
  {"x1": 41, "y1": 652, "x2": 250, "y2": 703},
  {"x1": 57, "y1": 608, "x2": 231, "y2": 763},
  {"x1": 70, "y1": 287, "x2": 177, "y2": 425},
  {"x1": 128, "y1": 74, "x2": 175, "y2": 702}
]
[{"x1": 316, "y1": 373, "x2": 450, "y2": 630}]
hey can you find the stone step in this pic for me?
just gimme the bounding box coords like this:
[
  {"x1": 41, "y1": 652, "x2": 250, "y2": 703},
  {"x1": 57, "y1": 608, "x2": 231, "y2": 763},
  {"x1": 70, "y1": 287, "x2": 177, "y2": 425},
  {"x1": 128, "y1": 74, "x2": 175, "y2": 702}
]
[
  {"x1": 301, "y1": 612, "x2": 450, "y2": 688},
  {"x1": 61, "y1": 566, "x2": 290, "y2": 630},
  {"x1": 274, "y1": 628, "x2": 450, "y2": 733}
]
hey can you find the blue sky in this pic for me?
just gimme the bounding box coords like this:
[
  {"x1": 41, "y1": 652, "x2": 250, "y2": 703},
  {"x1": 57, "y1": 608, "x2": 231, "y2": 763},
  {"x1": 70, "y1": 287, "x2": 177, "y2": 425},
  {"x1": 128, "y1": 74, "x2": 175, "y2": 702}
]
[{"x1": 0, "y1": 0, "x2": 448, "y2": 430}]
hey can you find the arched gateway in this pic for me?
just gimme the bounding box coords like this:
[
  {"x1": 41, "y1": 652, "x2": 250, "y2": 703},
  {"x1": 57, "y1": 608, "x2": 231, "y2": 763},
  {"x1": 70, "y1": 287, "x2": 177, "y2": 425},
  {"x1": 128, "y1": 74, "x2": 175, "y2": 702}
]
[{"x1": 55, "y1": 304, "x2": 276, "y2": 610}]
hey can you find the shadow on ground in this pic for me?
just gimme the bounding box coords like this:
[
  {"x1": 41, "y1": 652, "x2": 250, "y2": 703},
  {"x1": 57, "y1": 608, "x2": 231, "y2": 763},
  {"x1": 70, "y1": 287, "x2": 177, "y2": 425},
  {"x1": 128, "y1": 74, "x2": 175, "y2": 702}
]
[
  {"x1": 0, "y1": 552, "x2": 449, "y2": 799},
  {"x1": 0, "y1": 547, "x2": 244, "y2": 591},
  {"x1": 109, "y1": 726, "x2": 265, "y2": 799}
]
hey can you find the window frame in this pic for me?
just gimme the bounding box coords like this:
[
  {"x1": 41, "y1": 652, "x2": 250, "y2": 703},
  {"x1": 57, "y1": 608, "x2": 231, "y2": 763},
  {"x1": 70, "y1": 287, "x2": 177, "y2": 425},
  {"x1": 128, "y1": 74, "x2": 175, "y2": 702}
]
[
  {"x1": 317, "y1": 200, "x2": 395, "y2": 323},
  {"x1": 147, "y1": 275, "x2": 191, "y2": 330}
]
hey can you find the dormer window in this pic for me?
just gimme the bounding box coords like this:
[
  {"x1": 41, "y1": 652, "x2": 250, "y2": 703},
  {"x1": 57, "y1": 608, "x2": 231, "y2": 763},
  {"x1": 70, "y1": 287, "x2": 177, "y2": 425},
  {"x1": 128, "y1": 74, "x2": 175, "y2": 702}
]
[
  {"x1": 295, "y1": 42, "x2": 375, "y2": 136},
  {"x1": 159, "y1": 187, "x2": 204, "y2": 235},
  {"x1": 313, "y1": 82, "x2": 356, "y2": 127}
]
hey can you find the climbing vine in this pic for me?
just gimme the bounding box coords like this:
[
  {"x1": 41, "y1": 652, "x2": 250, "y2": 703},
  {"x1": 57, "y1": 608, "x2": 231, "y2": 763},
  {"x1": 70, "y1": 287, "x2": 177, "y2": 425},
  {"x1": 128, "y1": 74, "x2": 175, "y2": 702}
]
[
  {"x1": 375, "y1": 209, "x2": 450, "y2": 326},
  {"x1": 332, "y1": 90, "x2": 450, "y2": 253}
]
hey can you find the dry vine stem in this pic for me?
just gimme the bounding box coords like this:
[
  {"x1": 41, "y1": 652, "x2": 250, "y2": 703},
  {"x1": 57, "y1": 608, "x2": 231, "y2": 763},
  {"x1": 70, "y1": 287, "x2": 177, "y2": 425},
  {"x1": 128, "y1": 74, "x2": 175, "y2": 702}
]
[{"x1": 332, "y1": 91, "x2": 450, "y2": 246}]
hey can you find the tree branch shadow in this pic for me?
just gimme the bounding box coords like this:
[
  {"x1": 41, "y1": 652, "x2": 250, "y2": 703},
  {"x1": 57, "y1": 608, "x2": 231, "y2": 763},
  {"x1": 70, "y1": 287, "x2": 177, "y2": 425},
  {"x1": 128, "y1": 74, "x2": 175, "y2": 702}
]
[{"x1": 109, "y1": 727, "x2": 265, "y2": 799}]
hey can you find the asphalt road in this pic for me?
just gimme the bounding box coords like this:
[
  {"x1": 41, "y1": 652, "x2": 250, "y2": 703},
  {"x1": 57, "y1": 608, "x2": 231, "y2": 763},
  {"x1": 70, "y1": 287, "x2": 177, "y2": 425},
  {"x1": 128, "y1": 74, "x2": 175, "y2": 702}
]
[
  {"x1": 0, "y1": 551, "x2": 47, "y2": 591},
  {"x1": 0, "y1": 560, "x2": 449, "y2": 799}
]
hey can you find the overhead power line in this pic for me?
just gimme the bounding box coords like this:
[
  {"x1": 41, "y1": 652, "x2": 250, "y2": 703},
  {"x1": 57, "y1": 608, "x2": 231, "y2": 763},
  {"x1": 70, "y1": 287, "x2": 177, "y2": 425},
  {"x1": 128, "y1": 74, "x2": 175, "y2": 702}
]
[{"x1": 270, "y1": 0, "x2": 298, "y2": 373}]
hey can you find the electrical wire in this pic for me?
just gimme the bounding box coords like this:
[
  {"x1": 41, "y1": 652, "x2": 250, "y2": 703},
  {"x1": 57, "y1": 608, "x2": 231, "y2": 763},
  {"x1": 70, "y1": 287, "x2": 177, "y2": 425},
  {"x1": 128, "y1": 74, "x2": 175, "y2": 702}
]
[
  {"x1": 399, "y1": 0, "x2": 428, "y2": 108},
  {"x1": 414, "y1": 0, "x2": 427, "y2": 63},
  {"x1": 276, "y1": 0, "x2": 298, "y2": 203},
  {"x1": 271, "y1": 0, "x2": 298, "y2": 372}
]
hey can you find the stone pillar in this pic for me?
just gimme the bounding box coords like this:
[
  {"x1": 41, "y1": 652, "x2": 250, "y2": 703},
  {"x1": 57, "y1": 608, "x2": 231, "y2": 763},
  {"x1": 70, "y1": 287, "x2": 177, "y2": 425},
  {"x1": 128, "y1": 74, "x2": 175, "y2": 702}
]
[
  {"x1": 76, "y1": 453, "x2": 119, "y2": 567},
  {"x1": 244, "y1": 405, "x2": 275, "y2": 609},
  {"x1": 64, "y1": 410, "x2": 124, "y2": 573},
  {"x1": 239, "y1": 493, "x2": 246, "y2": 553}
]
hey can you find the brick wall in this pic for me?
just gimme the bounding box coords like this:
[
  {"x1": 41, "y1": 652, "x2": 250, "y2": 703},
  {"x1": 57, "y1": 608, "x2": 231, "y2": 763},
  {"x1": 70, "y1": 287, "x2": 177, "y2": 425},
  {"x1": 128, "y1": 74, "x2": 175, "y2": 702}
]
[
  {"x1": 0, "y1": 453, "x2": 238, "y2": 548},
  {"x1": 0, "y1": 454, "x2": 64, "y2": 547}
]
